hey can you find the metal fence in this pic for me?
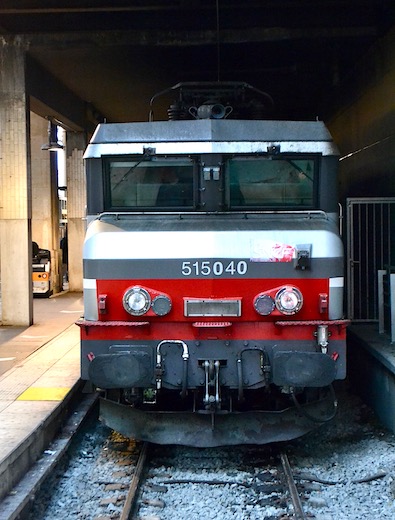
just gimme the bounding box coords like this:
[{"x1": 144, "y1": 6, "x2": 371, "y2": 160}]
[{"x1": 346, "y1": 198, "x2": 395, "y2": 321}]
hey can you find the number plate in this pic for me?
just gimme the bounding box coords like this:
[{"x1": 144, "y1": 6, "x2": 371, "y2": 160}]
[{"x1": 184, "y1": 299, "x2": 242, "y2": 317}]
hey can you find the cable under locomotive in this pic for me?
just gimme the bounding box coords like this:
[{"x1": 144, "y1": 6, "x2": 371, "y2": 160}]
[{"x1": 78, "y1": 82, "x2": 348, "y2": 447}]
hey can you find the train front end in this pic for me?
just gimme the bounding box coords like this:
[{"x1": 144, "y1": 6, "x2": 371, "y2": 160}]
[{"x1": 79, "y1": 83, "x2": 348, "y2": 447}]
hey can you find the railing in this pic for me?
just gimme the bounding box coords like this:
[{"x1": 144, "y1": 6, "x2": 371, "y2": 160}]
[{"x1": 347, "y1": 198, "x2": 395, "y2": 322}]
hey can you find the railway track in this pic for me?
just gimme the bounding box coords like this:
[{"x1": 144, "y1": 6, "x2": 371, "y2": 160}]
[
  {"x1": 0, "y1": 392, "x2": 99, "y2": 520},
  {"x1": 4, "y1": 407, "x2": 309, "y2": 520},
  {"x1": 280, "y1": 451, "x2": 308, "y2": 520},
  {"x1": 133, "y1": 444, "x2": 309, "y2": 520},
  {"x1": 86, "y1": 440, "x2": 311, "y2": 519},
  {"x1": 119, "y1": 442, "x2": 149, "y2": 520},
  {"x1": 21, "y1": 415, "x2": 393, "y2": 519},
  {"x1": 14, "y1": 413, "x2": 388, "y2": 519},
  {"x1": 4, "y1": 385, "x2": 391, "y2": 519}
]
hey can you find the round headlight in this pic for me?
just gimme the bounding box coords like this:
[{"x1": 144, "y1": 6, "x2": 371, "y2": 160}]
[
  {"x1": 254, "y1": 294, "x2": 275, "y2": 316},
  {"x1": 275, "y1": 286, "x2": 303, "y2": 315},
  {"x1": 123, "y1": 287, "x2": 151, "y2": 316},
  {"x1": 152, "y1": 295, "x2": 172, "y2": 316}
]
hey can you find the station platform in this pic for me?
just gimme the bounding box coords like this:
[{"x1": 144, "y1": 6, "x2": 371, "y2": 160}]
[
  {"x1": 0, "y1": 292, "x2": 84, "y2": 505},
  {"x1": 347, "y1": 323, "x2": 395, "y2": 435}
]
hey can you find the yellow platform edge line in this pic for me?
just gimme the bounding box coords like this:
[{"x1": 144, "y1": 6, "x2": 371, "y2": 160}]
[{"x1": 17, "y1": 387, "x2": 71, "y2": 401}]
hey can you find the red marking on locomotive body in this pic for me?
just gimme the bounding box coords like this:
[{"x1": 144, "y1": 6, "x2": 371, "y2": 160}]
[{"x1": 95, "y1": 277, "x2": 330, "y2": 322}]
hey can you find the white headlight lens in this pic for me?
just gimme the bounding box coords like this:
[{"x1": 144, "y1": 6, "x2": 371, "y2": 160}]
[
  {"x1": 123, "y1": 287, "x2": 151, "y2": 316},
  {"x1": 275, "y1": 286, "x2": 303, "y2": 315}
]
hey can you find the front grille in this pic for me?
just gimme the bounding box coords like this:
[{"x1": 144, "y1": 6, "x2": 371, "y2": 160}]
[{"x1": 184, "y1": 299, "x2": 241, "y2": 317}]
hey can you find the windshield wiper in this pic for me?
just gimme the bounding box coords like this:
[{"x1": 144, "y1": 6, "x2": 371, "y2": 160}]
[{"x1": 112, "y1": 154, "x2": 152, "y2": 190}]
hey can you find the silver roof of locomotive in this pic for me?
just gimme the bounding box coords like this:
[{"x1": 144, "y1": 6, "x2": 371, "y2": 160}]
[{"x1": 84, "y1": 119, "x2": 339, "y2": 158}]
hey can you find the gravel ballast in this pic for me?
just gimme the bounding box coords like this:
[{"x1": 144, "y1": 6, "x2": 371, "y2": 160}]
[{"x1": 27, "y1": 382, "x2": 395, "y2": 519}]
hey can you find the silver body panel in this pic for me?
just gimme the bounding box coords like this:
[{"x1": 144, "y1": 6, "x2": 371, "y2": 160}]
[{"x1": 84, "y1": 119, "x2": 339, "y2": 159}]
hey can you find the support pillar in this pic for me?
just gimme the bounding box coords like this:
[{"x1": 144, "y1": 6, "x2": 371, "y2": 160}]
[
  {"x1": 66, "y1": 132, "x2": 86, "y2": 292},
  {"x1": 0, "y1": 38, "x2": 33, "y2": 325}
]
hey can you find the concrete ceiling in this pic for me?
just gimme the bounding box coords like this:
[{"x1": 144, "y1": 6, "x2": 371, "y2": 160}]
[{"x1": 1, "y1": 1, "x2": 394, "y2": 124}]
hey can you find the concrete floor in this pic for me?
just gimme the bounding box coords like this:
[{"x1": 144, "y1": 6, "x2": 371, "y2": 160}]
[{"x1": 0, "y1": 292, "x2": 83, "y2": 372}]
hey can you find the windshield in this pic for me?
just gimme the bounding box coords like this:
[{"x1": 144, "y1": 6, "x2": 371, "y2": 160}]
[
  {"x1": 107, "y1": 157, "x2": 195, "y2": 209},
  {"x1": 104, "y1": 155, "x2": 316, "y2": 211},
  {"x1": 228, "y1": 157, "x2": 315, "y2": 208}
]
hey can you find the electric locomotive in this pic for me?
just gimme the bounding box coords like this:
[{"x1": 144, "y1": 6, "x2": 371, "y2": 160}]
[{"x1": 79, "y1": 82, "x2": 348, "y2": 447}]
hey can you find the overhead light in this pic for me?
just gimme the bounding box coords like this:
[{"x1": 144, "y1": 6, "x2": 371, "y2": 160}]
[{"x1": 41, "y1": 118, "x2": 64, "y2": 151}]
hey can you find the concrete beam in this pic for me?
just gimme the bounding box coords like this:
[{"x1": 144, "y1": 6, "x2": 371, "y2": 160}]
[
  {"x1": 26, "y1": 55, "x2": 91, "y2": 132},
  {"x1": 23, "y1": 26, "x2": 377, "y2": 49}
]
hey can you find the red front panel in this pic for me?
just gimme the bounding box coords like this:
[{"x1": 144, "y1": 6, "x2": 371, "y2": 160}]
[
  {"x1": 78, "y1": 276, "x2": 348, "y2": 344},
  {"x1": 96, "y1": 277, "x2": 329, "y2": 322}
]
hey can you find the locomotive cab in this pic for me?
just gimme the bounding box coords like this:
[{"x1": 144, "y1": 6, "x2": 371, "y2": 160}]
[{"x1": 79, "y1": 82, "x2": 348, "y2": 446}]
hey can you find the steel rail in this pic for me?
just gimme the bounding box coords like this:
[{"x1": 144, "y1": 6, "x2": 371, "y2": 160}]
[
  {"x1": 280, "y1": 451, "x2": 307, "y2": 520},
  {"x1": 121, "y1": 442, "x2": 149, "y2": 520}
]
